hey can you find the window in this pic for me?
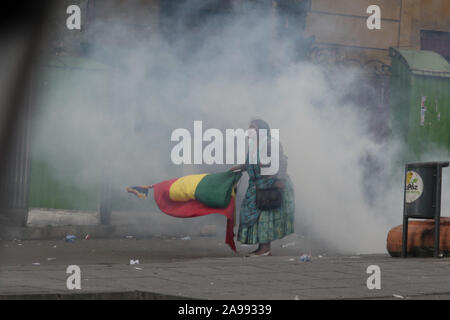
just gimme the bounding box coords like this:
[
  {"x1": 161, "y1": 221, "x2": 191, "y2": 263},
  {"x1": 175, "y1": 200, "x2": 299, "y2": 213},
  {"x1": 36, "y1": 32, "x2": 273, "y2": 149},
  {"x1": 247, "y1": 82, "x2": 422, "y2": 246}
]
[{"x1": 421, "y1": 30, "x2": 450, "y2": 63}]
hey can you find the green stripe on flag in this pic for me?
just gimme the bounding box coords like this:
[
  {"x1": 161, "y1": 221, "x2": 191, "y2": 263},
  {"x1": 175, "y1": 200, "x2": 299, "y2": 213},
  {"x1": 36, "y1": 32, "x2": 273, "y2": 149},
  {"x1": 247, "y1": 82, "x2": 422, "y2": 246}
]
[{"x1": 194, "y1": 171, "x2": 242, "y2": 208}]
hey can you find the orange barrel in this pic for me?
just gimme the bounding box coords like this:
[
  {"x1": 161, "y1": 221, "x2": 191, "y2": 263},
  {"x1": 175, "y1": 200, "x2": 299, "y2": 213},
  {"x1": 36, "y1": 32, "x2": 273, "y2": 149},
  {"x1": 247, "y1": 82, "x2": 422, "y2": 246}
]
[{"x1": 387, "y1": 217, "x2": 450, "y2": 257}]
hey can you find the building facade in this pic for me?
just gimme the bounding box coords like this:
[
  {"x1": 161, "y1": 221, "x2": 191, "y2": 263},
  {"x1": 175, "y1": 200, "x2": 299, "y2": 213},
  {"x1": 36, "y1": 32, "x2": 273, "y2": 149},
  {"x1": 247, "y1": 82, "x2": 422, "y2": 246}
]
[
  {"x1": 40, "y1": 0, "x2": 450, "y2": 68},
  {"x1": 305, "y1": 0, "x2": 450, "y2": 68}
]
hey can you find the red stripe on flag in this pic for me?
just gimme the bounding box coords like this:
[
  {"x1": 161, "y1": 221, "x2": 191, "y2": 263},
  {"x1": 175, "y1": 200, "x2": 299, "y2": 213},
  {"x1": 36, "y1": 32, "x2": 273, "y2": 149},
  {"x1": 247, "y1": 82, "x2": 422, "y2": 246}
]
[{"x1": 153, "y1": 179, "x2": 236, "y2": 252}]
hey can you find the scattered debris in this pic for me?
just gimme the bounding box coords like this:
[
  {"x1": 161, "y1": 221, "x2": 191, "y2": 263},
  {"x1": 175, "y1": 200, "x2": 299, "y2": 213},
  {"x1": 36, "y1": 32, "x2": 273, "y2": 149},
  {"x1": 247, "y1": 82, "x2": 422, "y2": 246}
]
[
  {"x1": 129, "y1": 259, "x2": 140, "y2": 265},
  {"x1": 287, "y1": 258, "x2": 296, "y2": 262},
  {"x1": 53, "y1": 245, "x2": 57, "y2": 249},
  {"x1": 318, "y1": 255, "x2": 323, "y2": 258},
  {"x1": 64, "y1": 235, "x2": 76, "y2": 242},
  {"x1": 134, "y1": 267, "x2": 143, "y2": 271},
  {"x1": 281, "y1": 242, "x2": 295, "y2": 248},
  {"x1": 32, "y1": 263, "x2": 40, "y2": 266},
  {"x1": 84, "y1": 234, "x2": 91, "y2": 240},
  {"x1": 294, "y1": 295, "x2": 300, "y2": 300},
  {"x1": 393, "y1": 294, "x2": 405, "y2": 299},
  {"x1": 210, "y1": 282, "x2": 215, "y2": 286},
  {"x1": 125, "y1": 235, "x2": 135, "y2": 239},
  {"x1": 47, "y1": 258, "x2": 56, "y2": 261},
  {"x1": 181, "y1": 236, "x2": 191, "y2": 241},
  {"x1": 17, "y1": 243, "x2": 23, "y2": 246},
  {"x1": 299, "y1": 254, "x2": 311, "y2": 262}
]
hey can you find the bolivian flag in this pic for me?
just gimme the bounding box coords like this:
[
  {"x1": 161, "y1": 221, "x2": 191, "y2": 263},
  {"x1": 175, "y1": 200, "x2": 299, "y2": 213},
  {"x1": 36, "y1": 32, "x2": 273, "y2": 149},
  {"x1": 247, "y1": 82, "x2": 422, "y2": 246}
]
[{"x1": 127, "y1": 171, "x2": 242, "y2": 252}]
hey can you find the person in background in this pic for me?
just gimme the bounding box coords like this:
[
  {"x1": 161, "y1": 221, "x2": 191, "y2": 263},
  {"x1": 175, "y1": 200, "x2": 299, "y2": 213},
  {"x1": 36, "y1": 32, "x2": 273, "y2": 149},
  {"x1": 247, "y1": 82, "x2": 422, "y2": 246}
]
[{"x1": 230, "y1": 119, "x2": 295, "y2": 256}]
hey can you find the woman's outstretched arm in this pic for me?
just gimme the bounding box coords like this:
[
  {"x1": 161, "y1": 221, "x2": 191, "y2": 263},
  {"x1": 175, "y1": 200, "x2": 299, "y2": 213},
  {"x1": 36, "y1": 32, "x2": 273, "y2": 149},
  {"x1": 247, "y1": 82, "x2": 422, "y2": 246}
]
[{"x1": 229, "y1": 164, "x2": 245, "y2": 172}]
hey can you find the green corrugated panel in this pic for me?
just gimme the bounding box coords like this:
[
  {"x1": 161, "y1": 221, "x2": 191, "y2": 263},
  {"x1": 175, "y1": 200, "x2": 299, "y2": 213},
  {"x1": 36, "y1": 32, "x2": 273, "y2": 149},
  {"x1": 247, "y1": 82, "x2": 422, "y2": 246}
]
[
  {"x1": 389, "y1": 49, "x2": 412, "y2": 164},
  {"x1": 29, "y1": 56, "x2": 110, "y2": 211},
  {"x1": 389, "y1": 48, "x2": 450, "y2": 163}
]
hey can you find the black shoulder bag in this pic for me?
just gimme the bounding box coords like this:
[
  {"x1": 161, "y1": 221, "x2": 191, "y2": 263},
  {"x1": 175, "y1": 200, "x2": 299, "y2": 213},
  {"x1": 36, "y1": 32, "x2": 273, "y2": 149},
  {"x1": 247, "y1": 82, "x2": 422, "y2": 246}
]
[{"x1": 256, "y1": 186, "x2": 282, "y2": 210}]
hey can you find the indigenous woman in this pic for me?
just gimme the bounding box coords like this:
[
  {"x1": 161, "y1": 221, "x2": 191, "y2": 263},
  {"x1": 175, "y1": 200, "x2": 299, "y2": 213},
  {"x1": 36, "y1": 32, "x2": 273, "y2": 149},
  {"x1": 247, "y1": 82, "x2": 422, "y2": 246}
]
[{"x1": 230, "y1": 119, "x2": 295, "y2": 256}]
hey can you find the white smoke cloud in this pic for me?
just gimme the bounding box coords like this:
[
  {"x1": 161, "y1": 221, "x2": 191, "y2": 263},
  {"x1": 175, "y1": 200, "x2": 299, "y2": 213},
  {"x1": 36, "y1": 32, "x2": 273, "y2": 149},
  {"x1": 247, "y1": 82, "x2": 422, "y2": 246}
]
[{"x1": 31, "y1": 3, "x2": 445, "y2": 254}]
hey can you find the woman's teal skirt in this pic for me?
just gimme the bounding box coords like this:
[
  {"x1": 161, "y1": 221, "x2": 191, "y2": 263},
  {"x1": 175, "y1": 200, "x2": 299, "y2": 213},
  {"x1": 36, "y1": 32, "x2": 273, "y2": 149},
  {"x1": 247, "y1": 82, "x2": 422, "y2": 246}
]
[{"x1": 237, "y1": 177, "x2": 295, "y2": 244}]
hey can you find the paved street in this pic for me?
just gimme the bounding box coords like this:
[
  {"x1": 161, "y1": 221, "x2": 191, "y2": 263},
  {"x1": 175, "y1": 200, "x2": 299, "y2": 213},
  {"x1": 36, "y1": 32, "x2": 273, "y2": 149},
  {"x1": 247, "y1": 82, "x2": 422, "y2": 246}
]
[{"x1": 0, "y1": 236, "x2": 449, "y2": 299}]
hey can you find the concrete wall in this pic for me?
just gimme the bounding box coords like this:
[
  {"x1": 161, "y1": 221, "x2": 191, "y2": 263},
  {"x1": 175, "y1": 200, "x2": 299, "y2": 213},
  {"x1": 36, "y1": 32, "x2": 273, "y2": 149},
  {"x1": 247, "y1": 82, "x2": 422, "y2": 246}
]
[
  {"x1": 41, "y1": 0, "x2": 160, "y2": 56},
  {"x1": 304, "y1": 0, "x2": 450, "y2": 65},
  {"x1": 40, "y1": 1, "x2": 449, "y2": 64},
  {"x1": 87, "y1": 0, "x2": 160, "y2": 47}
]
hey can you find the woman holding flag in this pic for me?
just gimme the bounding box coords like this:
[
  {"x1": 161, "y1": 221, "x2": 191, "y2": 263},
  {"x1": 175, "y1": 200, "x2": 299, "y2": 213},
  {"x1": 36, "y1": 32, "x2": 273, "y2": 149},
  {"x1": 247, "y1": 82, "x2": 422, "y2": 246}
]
[
  {"x1": 230, "y1": 119, "x2": 295, "y2": 257},
  {"x1": 127, "y1": 119, "x2": 294, "y2": 255}
]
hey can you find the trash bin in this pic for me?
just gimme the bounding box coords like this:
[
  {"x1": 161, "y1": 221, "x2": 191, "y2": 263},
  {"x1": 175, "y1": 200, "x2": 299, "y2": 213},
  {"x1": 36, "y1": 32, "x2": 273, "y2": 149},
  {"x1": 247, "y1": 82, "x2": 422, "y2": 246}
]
[
  {"x1": 402, "y1": 161, "x2": 449, "y2": 257},
  {"x1": 389, "y1": 48, "x2": 450, "y2": 163}
]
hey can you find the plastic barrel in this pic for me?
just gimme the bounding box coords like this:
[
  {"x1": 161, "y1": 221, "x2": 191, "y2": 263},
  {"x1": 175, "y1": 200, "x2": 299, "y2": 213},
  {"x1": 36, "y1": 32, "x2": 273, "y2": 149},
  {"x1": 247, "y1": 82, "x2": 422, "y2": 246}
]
[{"x1": 387, "y1": 217, "x2": 450, "y2": 257}]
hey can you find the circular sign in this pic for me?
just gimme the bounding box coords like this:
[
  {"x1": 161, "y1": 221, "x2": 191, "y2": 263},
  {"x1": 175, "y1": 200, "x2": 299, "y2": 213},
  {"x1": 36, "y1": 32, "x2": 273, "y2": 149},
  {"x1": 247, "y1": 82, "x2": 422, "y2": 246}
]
[{"x1": 405, "y1": 171, "x2": 424, "y2": 203}]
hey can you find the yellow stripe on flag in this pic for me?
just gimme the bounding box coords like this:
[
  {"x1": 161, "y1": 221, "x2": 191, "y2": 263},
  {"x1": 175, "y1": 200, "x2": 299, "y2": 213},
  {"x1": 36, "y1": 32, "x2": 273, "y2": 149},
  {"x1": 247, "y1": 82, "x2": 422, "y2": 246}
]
[{"x1": 169, "y1": 174, "x2": 208, "y2": 202}]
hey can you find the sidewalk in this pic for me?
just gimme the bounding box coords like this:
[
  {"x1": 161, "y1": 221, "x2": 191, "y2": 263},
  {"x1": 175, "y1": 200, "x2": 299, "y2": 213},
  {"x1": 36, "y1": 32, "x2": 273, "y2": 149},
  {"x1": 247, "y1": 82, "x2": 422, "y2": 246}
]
[{"x1": 1, "y1": 236, "x2": 449, "y2": 299}]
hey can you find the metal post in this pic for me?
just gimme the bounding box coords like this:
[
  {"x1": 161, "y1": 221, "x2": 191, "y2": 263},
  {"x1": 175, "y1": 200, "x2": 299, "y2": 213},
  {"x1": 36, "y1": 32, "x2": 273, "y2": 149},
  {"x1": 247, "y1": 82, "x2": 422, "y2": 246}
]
[
  {"x1": 401, "y1": 164, "x2": 408, "y2": 258},
  {"x1": 99, "y1": 170, "x2": 112, "y2": 225},
  {"x1": 434, "y1": 164, "x2": 442, "y2": 258},
  {"x1": 402, "y1": 215, "x2": 409, "y2": 258},
  {"x1": 99, "y1": 185, "x2": 111, "y2": 225}
]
